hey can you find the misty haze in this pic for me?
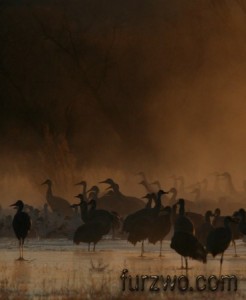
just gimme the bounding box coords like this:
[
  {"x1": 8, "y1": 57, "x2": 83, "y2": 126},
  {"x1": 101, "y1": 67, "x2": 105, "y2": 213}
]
[{"x1": 1, "y1": 0, "x2": 246, "y2": 299}]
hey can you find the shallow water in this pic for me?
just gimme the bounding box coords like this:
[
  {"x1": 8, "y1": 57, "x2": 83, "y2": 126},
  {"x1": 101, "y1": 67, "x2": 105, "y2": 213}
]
[{"x1": 0, "y1": 238, "x2": 246, "y2": 299}]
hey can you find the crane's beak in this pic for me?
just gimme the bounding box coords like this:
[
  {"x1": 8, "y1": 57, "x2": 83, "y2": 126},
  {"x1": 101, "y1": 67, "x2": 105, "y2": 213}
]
[
  {"x1": 74, "y1": 194, "x2": 81, "y2": 198},
  {"x1": 41, "y1": 180, "x2": 48, "y2": 185},
  {"x1": 162, "y1": 191, "x2": 169, "y2": 195},
  {"x1": 99, "y1": 180, "x2": 107, "y2": 184}
]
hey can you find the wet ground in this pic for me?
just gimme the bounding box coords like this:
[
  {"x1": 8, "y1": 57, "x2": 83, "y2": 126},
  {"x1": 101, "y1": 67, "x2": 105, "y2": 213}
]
[{"x1": 0, "y1": 238, "x2": 246, "y2": 299}]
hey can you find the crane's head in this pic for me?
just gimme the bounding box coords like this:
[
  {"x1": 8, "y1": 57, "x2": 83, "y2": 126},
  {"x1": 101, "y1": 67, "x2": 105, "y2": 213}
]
[
  {"x1": 99, "y1": 178, "x2": 115, "y2": 186},
  {"x1": 42, "y1": 179, "x2": 52, "y2": 186},
  {"x1": 214, "y1": 208, "x2": 221, "y2": 216},
  {"x1": 219, "y1": 172, "x2": 230, "y2": 178},
  {"x1": 74, "y1": 193, "x2": 83, "y2": 200},
  {"x1": 10, "y1": 200, "x2": 24, "y2": 209},
  {"x1": 74, "y1": 180, "x2": 86, "y2": 186},
  {"x1": 87, "y1": 186, "x2": 99, "y2": 194},
  {"x1": 138, "y1": 180, "x2": 145, "y2": 185},
  {"x1": 157, "y1": 189, "x2": 169, "y2": 196}
]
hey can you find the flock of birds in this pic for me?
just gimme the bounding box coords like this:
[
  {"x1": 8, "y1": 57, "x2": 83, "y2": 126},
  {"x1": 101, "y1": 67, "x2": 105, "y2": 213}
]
[{"x1": 8, "y1": 171, "x2": 246, "y2": 275}]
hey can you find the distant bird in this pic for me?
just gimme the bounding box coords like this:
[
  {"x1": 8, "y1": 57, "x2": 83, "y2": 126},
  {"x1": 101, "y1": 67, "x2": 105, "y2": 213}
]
[
  {"x1": 10, "y1": 200, "x2": 31, "y2": 260},
  {"x1": 206, "y1": 216, "x2": 237, "y2": 276},
  {"x1": 196, "y1": 210, "x2": 214, "y2": 246},
  {"x1": 148, "y1": 206, "x2": 172, "y2": 256},
  {"x1": 42, "y1": 179, "x2": 73, "y2": 217},
  {"x1": 137, "y1": 171, "x2": 154, "y2": 193},
  {"x1": 99, "y1": 178, "x2": 144, "y2": 216}
]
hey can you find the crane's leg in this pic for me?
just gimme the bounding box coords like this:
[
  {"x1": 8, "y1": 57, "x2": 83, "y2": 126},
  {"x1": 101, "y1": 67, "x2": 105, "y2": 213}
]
[
  {"x1": 18, "y1": 240, "x2": 21, "y2": 260},
  {"x1": 232, "y1": 240, "x2": 238, "y2": 257},
  {"x1": 159, "y1": 240, "x2": 162, "y2": 257},
  {"x1": 21, "y1": 239, "x2": 23, "y2": 260},
  {"x1": 180, "y1": 256, "x2": 185, "y2": 269},
  {"x1": 140, "y1": 241, "x2": 144, "y2": 257},
  {"x1": 185, "y1": 257, "x2": 188, "y2": 276},
  {"x1": 88, "y1": 243, "x2": 90, "y2": 252},
  {"x1": 219, "y1": 252, "x2": 224, "y2": 277},
  {"x1": 93, "y1": 243, "x2": 96, "y2": 252}
]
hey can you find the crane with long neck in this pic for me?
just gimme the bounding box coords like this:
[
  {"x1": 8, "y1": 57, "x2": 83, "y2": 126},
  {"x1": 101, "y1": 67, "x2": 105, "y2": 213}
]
[
  {"x1": 98, "y1": 178, "x2": 145, "y2": 216},
  {"x1": 42, "y1": 179, "x2": 73, "y2": 217},
  {"x1": 126, "y1": 190, "x2": 167, "y2": 256},
  {"x1": 75, "y1": 181, "x2": 88, "y2": 202}
]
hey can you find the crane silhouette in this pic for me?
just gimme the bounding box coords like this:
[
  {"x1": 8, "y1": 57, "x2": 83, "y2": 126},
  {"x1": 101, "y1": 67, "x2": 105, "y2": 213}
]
[
  {"x1": 99, "y1": 178, "x2": 144, "y2": 216},
  {"x1": 75, "y1": 180, "x2": 88, "y2": 202},
  {"x1": 42, "y1": 179, "x2": 73, "y2": 217},
  {"x1": 173, "y1": 199, "x2": 195, "y2": 268},
  {"x1": 148, "y1": 206, "x2": 172, "y2": 256},
  {"x1": 195, "y1": 210, "x2": 214, "y2": 246},
  {"x1": 206, "y1": 216, "x2": 237, "y2": 276},
  {"x1": 10, "y1": 200, "x2": 31, "y2": 260},
  {"x1": 124, "y1": 190, "x2": 167, "y2": 256},
  {"x1": 170, "y1": 230, "x2": 207, "y2": 272}
]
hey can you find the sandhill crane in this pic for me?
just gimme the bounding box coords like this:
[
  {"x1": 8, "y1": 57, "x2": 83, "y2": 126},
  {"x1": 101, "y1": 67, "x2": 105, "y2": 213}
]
[
  {"x1": 10, "y1": 200, "x2": 31, "y2": 260},
  {"x1": 99, "y1": 178, "x2": 144, "y2": 216},
  {"x1": 174, "y1": 198, "x2": 195, "y2": 269},
  {"x1": 148, "y1": 206, "x2": 172, "y2": 256},
  {"x1": 124, "y1": 190, "x2": 167, "y2": 256},
  {"x1": 42, "y1": 179, "x2": 73, "y2": 217},
  {"x1": 122, "y1": 193, "x2": 153, "y2": 234},
  {"x1": 206, "y1": 216, "x2": 237, "y2": 276},
  {"x1": 75, "y1": 180, "x2": 88, "y2": 202},
  {"x1": 73, "y1": 221, "x2": 104, "y2": 251},
  {"x1": 88, "y1": 199, "x2": 120, "y2": 237},
  {"x1": 171, "y1": 231, "x2": 207, "y2": 272},
  {"x1": 195, "y1": 210, "x2": 214, "y2": 246},
  {"x1": 174, "y1": 199, "x2": 194, "y2": 235},
  {"x1": 137, "y1": 171, "x2": 154, "y2": 193}
]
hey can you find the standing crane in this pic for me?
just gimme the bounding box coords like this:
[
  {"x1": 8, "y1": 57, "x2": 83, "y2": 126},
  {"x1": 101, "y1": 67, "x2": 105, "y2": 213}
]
[
  {"x1": 11, "y1": 200, "x2": 31, "y2": 260},
  {"x1": 42, "y1": 179, "x2": 73, "y2": 217},
  {"x1": 206, "y1": 216, "x2": 237, "y2": 276}
]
